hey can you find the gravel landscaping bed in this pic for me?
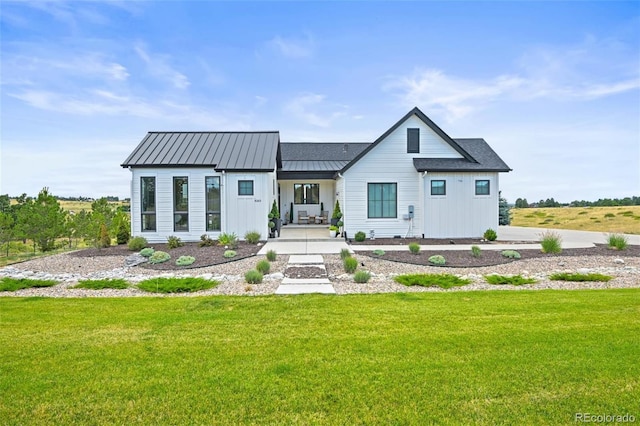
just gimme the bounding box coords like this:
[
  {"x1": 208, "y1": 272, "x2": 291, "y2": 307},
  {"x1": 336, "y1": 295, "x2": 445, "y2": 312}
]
[{"x1": 1, "y1": 244, "x2": 638, "y2": 297}]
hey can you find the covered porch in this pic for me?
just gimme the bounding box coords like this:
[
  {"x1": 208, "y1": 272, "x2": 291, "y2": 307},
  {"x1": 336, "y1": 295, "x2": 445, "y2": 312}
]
[{"x1": 278, "y1": 179, "x2": 336, "y2": 226}]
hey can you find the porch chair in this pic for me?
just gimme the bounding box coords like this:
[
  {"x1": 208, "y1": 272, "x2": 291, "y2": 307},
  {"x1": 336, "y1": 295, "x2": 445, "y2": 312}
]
[
  {"x1": 298, "y1": 210, "x2": 309, "y2": 224},
  {"x1": 317, "y1": 210, "x2": 328, "y2": 224}
]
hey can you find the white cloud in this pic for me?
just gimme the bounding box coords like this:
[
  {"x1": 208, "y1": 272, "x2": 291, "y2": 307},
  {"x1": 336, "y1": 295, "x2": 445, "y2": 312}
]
[
  {"x1": 386, "y1": 36, "x2": 640, "y2": 121},
  {"x1": 284, "y1": 93, "x2": 349, "y2": 127},
  {"x1": 134, "y1": 43, "x2": 190, "y2": 89},
  {"x1": 267, "y1": 35, "x2": 314, "y2": 58}
]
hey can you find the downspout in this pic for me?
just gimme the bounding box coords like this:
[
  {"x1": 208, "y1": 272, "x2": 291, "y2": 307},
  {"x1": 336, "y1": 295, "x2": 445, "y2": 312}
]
[
  {"x1": 221, "y1": 170, "x2": 226, "y2": 233},
  {"x1": 421, "y1": 171, "x2": 428, "y2": 238},
  {"x1": 338, "y1": 173, "x2": 346, "y2": 238}
]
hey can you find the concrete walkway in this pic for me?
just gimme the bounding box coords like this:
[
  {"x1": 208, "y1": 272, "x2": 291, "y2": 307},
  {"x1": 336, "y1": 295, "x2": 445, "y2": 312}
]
[{"x1": 275, "y1": 254, "x2": 335, "y2": 295}]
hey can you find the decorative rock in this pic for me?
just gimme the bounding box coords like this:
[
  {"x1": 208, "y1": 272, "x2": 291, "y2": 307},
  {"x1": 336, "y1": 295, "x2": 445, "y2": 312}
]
[
  {"x1": 614, "y1": 258, "x2": 625, "y2": 264},
  {"x1": 558, "y1": 261, "x2": 566, "y2": 267}
]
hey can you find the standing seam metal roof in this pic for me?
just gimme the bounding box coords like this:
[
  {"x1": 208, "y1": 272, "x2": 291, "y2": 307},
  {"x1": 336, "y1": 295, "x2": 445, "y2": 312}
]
[{"x1": 121, "y1": 131, "x2": 280, "y2": 171}]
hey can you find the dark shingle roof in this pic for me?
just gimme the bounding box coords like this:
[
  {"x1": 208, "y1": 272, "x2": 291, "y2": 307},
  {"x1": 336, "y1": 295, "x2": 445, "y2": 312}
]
[
  {"x1": 121, "y1": 131, "x2": 280, "y2": 171},
  {"x1": 277, "y1": 143, "x2": 370, "y2": 179},
  {"x1": 413, "y1": 138, "x2": 511, "y2": 172}
]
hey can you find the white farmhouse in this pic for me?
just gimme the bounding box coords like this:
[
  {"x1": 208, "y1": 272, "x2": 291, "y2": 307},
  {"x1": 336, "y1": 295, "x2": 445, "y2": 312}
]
[{"x1": 122, "y1": 107, "x2": 511, "y2": 242}]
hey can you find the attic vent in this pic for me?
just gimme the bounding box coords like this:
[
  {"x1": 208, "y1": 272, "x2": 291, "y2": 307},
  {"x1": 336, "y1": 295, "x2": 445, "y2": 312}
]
[{"x1": 343, "y1": 143, "x2": 348, "y2": 153}]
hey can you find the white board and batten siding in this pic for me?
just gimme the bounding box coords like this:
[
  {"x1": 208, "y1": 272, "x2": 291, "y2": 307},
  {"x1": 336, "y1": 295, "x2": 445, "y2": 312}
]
[
  {"x1": 342, "y1": 115, "x2": 464, "y2": 238},
  {"x1": 424, "y1": 172, "x2": 499, "y2": 238},
  {"x1": 130, "y1": 168, "x2": 273, "y2": 242}
]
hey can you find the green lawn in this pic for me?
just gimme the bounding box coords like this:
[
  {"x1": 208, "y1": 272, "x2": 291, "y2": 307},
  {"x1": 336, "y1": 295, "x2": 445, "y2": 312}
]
[{"x1": 1, "y1": 291, "x2": 639, "y2": 425}]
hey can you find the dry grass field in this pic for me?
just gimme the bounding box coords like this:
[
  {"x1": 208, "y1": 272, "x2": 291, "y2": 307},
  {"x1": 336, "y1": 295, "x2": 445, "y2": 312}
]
[
  {"x1": 58, "y1": 200, "x2": 128, "y2": 212},
  {"x1": 511, "y1": 206, "x2": 640, "y2": 234}
]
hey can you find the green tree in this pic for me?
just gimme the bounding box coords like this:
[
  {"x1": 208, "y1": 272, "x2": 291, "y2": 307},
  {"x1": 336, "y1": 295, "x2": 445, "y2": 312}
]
[
  {"x1": 499, "y1": 192, "x2": 511, "y2": 226},
  {"x1": 91, "y1": 197, "x2": 116, "y2": 234},
  {"x1": 0, "y1": 211, "x2": 15, "y2": 256},
  {"x1": 17, "y1": 188, "x2": 67, "y2": 252}
]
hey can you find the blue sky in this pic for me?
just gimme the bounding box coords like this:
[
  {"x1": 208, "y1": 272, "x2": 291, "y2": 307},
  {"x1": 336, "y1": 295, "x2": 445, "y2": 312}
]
[{"x1": 1, "y1": 1, "x2": 638, "y2": 203}]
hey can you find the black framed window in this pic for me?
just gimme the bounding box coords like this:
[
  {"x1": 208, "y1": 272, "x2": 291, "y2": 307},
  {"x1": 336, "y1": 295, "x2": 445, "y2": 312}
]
[
  {"x1": 205, "y1": 176, "x2": 221, "y2": 231},
  {"x1": 238, "y1": 180, "x2": 254, "y2": 196},
  {"x1": 368, "y1": 183, "x2": 397, "y2": 218},
  {"x1": 141, "y1": 177, "x2": 156, "y2": 232},
  {"x1": 407, "y1": 128, "x2": 420, "y2": 153},
  {"x1": 431, "y1": 180, "x2": 446, "y2": 196},
  {"x1": 294, "y1": 183, "x2": 319, "y2": 204},
  {"x1": 475, "y1": 180, "x2": 490, "y2": 195},
  {"x1": 173, "y1": 177, "x2": 189, "y2": 231}
]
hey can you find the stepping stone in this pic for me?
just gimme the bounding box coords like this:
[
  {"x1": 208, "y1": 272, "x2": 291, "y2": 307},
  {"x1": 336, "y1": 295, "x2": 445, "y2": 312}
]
[
  {"x1": 281, "y1": 278, "x2": 331, "y2": 285},
  {"x1": 288, "y1": 254, "x2": 324, "y2": 264},
  {"x1": 275, "y1": 284, "x2": 335, "y2": 295}
]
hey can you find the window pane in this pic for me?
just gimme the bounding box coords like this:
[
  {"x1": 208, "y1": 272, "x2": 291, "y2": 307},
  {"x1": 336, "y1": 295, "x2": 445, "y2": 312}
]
[
  {"x1": 294, "y1": 184, "x2": 303, "y2": 204},
  {"x1": 141, "y1": 214, "x2": 156, "y2": 232},
  {"x1": 206, "y1": 177, "x2": 221, "y2": 231},
  {"x1": 174, "y1": 177, "x2": 188, "y2": 211},
  {"x1": 368, "y1": 183, "x2": 397, "y2": 218},
  {"x1": 476, "y1": 180, "x2": 490, "y2": 195},
  {"x1": 308, "y1": 184, "x2": 319, "y2": 204},
  {"x1": 239, "y1": 180, "x2": 254, "y2": 196},
  {"x1": 141, "y1": 177, "x2": 155, "y2": 212},
  {"x1": 431, "y1": 180, "x2": 446, "y2": 196}
]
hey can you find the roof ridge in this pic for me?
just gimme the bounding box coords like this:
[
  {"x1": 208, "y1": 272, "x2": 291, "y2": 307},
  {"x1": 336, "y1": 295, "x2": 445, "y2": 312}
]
[{"x1": 146, "y1": 130, "x2": 280, "y2": 134}]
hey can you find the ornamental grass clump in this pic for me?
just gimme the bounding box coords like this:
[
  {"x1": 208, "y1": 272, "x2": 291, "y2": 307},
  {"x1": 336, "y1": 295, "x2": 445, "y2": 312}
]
[
  {"x1": 256, "y1": 260, "x2": 270, "y2": 274},
  {"x1": 372, "y1": 249, "x2": 385, "y2": 256},
  {"x1": 139, "y1": 248, "x2": 155, "y2": 257},
  {"x1": 340, "y1": 248, "x2": 351, "y2": 260},
  {"x1": 501, "y1": 250, "x2": 521, "y2": 259},
  {"x1": 266, "y1": 250, "x2": 277, "y2": 261},
  {"x1": 607, "y1": 233, "x2": 628, "y2": 251},
  {"x1": 394, "y1": 273, "x2": 470, "y2": 289},
  {"x1": 176, "y1": 256, "x2": 196, "y2": 267},
  {"x1": 484, "y1": 275, "x2": 536, "y2": 286},
  {"x1": 218, "y1": 232, "x2": 238, "y2": 249},
  {"x1": 428, "y1": 255, "x2": 446, "y2": 266},
  {"x1": 244, "y1": 270, "x2": 263, "y2": 284},
  {"x1": 138, "y1": 277, "x2": 218, "y2": 293},
  {"x1": 73, "y1": 279, "x2": 129, "y2": 290},
  {"x1": 148, "y1": 251, "x2": 171, "y2": 264},
  {"x1": 408, "y1": 242, "x2": 420, "y2": 254},
  {"x1": 540, "y1": 231, "x2": 562, "y2": 254},
  {"x1": 244, "y1": 231, "x2": 261, "y2": 244},
  {"x1": 354, "y1": 270, "x2": 371, "y2": 283},
  {"x1": 471, "y1": 245, "x2": 482, "y2": 258},
  {"x1": 343, "y1": 257, "x2": 358, "y2": 273}
]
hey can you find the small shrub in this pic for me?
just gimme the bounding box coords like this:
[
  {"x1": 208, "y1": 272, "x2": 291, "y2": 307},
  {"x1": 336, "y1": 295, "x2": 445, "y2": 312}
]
[
  {"x1": 372, "y1": 249, "x2": 385, "y2": 256},
  {"x1": 223, "y1": 250, "x2": 237, "y2": 258},
  {"x1": 354, "y1": 231, "x2": 366, "y2": 242},
  {"x1": 607, "y1": 233, "x2": 628, "y2": 251},
  {"x1": 604, "y1": 213, "x2": 615, "y2": 218},
  {"x1": 245, "y1": 270, "x2": 263, "y2": 284},
  {"x1": 128, "y1": 236, "x2": 148, "y2": 251},
  {"x1": 167, "y1": 236, "x2": 184, "y2": 249},
  {"x1": 256, "y1": 260, "x2": 271, "y2": 274},
  {"x1": 116, "y1": 221, "x2": 130, "y2": 245},
  {"x1": 471, "y1": 245, "x2": 482, "y2": 258},
  {"x1": 138, "y1": 277, "x2": 218, "y2": 293},
  {"x1": 199, "y1": 234, "x2": 216, "y2": 247},
  {"x1": 354, "y1": 270, "x2": 371, "y2": 283},
  {"x1": 218, "y1": 232, "x2": 238, "y2": 248},
  {"x1": 0, "y1": 277, "x2": 57, "y2": 292},
  {"x1": 501, "y1": 250, "x2": 521, "y2": 259},
  {"x1": 99, "y1": 223, "x2": 111, "y2": 248},
  {"x1": 408, "y1": 242, "x2": 420, "y2": 254},
  {"x1": 139, "y1": 247, "x2": 155, "y2": 257},
  {"x1": 340, "y1": 248, "x2": 352, "y2": 260},
  {"x1": 266, "y1": 250, "x2": 277, "y2": 261},
  {"x1": 343, "y1": 257, "x2": 358, "y2": 273},
  {"x1": 73, "y1": 279, "x2": 129, "y2": 290},
  {"x1": 484, "y1": 275, "x2": 536, "y2": 285},
  {"x1": 549, "y1": 272, "x2": 612, "y2": 282},
  {"x1": 428, "y1": 255, "x2": 446, "y2": 266},
  {"x1": 394, "y1": 273, "x2": 470, "y2": 289},
  {"x1": 149, "y1": 251, "x2": 171, "y2": 264},
  {"x1": 540, "y1": 231, "x2": 562, "y2": 254},
  {"x1": 483, "y1": 228, "x2": 497, "y2": 241},
  {"x1": 176, "y1": 255, "x2": 196, "y2": 266},
  {"x1": 244, "y1": 231, "x2": 261, "y2": 244}
]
